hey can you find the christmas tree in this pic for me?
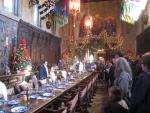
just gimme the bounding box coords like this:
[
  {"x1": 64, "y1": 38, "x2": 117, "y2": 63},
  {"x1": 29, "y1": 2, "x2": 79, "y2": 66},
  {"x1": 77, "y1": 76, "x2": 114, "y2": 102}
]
[{"x1": 10, "y1": 39, "x2": 32, "y2": 73}]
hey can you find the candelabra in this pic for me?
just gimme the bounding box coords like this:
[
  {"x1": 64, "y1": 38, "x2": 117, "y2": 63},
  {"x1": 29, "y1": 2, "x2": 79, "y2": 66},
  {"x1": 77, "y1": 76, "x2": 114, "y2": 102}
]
[{"x1": 68, "y1": 0, "x2": 80, "y2": 59}]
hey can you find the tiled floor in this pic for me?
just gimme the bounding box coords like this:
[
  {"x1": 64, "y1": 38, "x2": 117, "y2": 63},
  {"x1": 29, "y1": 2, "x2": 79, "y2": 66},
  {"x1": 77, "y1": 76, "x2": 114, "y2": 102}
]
[{"x1": 88, "y1": 82, "x2": 108, "y2": 113}]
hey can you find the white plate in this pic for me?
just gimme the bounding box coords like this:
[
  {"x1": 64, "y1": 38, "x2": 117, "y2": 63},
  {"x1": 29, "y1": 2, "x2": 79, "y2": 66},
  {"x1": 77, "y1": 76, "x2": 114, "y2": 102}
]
[
  {"x1": 0, "y1": 110, "x2": 4, "y2": 113},
  {"x1": 0, "y1": 99, "x2": 7, "y2": 103},
  {"x1": 68, "y1": 81, "x2": 74, "y2": 84},
  {"x1": 29, "y1": 95, "x2": 38, "y2": 99},
  {"x1": 11, "y1": 106, "x2": 28, "y2": 113},
  {"x1": 8, "y1": 100, "x2": 20, "y2": 105},
  {"x1": 42, "y1": 93, "x2": 55, "y2": 97},
  {"x1": 57, "y1": 86, "x2": 65, "y2": 89}
]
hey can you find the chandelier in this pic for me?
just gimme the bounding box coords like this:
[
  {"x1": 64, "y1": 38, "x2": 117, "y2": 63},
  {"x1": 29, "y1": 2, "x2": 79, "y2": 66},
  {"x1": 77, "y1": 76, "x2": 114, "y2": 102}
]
[
  {"x1": 69, "y1": 0, "x2": 80, "y2": 46},
  {"x1": 69, "y1": 0, "x2": 80, "y2": 16},
  {"x1": 63, "y1": 0, "x2": 80, "y2": 63},
  {"x1": 69, "y1": 0, "x2": 80, "y2": 50}
]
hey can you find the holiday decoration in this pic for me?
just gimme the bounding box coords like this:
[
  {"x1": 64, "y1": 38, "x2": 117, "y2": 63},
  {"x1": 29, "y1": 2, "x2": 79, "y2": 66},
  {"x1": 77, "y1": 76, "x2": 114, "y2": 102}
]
[{"x1": 9, "y1": 39, "x2": 32, "y2": 74}]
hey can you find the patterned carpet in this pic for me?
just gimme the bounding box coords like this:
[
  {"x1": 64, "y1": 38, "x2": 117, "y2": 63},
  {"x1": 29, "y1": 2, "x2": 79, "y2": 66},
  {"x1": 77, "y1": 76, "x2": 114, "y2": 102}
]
[{"x1": 88, "y1": 82, "x2": 108, "y2": 113}]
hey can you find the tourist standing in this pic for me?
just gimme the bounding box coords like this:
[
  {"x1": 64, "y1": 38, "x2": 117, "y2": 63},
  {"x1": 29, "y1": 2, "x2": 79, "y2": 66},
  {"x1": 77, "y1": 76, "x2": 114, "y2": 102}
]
[
  {"x1": 114, "y1": 57, "x2": 132, "y2": 104},
  {"x1": 129, "y1": 52, "x2": 150, "y2": 113}
]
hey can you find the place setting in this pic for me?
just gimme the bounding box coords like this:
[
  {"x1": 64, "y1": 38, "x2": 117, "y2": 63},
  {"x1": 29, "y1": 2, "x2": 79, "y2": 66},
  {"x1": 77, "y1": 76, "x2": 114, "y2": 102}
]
[
  {"x1": 7, "y1": 100, "x2": 20, "y2": 106},
  {"x1": 56, "y1": 85, "x2": 66, "y2": 89},
  {"x1": 29, "y1": 94, "x2": 40, "y2": 100},
  {"x1": 0, "y1": 110, "x2": 5, "y2": 113},
  {"x1": 42, "y1": 92, "x2": 55, "y2": 97},
  {"x1": 10, "y1": 105, "x2": 28, "y2": 113},
  {"x1": 0, "y1": 99, "x2": 8, "y2": 106}
]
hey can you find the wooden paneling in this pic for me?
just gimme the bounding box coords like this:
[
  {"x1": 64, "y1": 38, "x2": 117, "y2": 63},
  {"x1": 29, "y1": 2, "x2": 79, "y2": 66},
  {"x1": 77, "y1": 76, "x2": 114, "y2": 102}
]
[
  {"x1": 136, "y1": 26, "x2": 150, "y2": 54},
  {"x1": 17, "y1": 20, "x2": 61, "y2": 70}
]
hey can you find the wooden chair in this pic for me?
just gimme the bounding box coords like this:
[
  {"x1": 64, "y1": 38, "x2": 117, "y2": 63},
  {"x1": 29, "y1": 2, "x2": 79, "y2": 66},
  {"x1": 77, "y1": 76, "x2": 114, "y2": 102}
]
[
  {"x1": 42, "y1": 107, "x2": 67, "y2": 113},
  {"x1": 67, "y1": 92, "x2": 79, "y2": 113},
  {"x1": 79, "y1": 86, "x2": 88, "y2": 113},
  {"x1": 42, "y1": 92, "x2": 79, "y2": 113}
]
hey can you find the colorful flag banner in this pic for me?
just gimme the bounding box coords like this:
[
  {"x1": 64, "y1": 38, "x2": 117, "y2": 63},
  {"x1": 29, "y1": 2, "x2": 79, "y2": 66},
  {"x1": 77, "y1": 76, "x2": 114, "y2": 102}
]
[{"x1": 38, "y1": 0, "x2": 55, "y2": 20}]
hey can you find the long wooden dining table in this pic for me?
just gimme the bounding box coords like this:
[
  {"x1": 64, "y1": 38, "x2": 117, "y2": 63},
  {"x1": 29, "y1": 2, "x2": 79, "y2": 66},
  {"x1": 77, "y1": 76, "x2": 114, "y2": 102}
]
[{"x1": 0, "y1": 72, "x2": 97, "y2": 113}]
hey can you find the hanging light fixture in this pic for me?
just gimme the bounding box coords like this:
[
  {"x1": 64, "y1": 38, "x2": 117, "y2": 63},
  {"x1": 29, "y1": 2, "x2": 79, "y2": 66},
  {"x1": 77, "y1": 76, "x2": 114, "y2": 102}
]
[
  {"x1": 68, "y1": 0, "x2": 80, "y2": 44},
  {"x1": 69, "y1": 0, "x2": 80, "y2": 15},
  {"x1": 63, "y1": 0, "x2": 80, "y2": 63}
]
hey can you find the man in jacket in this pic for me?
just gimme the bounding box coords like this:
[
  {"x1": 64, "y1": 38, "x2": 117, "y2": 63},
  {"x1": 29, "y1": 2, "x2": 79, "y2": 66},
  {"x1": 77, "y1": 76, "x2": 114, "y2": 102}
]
[
  {"x1": 129, "y1": 52, "x2": 150, "y2": 113},
  {"x1": 39, "y1": 61, "x2": 49, "y2": 80}
]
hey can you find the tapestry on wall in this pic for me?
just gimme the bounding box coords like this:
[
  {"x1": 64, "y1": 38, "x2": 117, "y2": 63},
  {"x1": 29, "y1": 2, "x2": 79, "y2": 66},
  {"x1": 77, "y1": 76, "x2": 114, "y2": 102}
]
[
  {"x1": 79, "y1": 14, "x2": 116, "y2": 37},
  {"x1": 54, "y1": 0, "x2": 68, "y2": 26},
  {"x1": 0, "y1": 14, "x2": 18, "y2": 74}
]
